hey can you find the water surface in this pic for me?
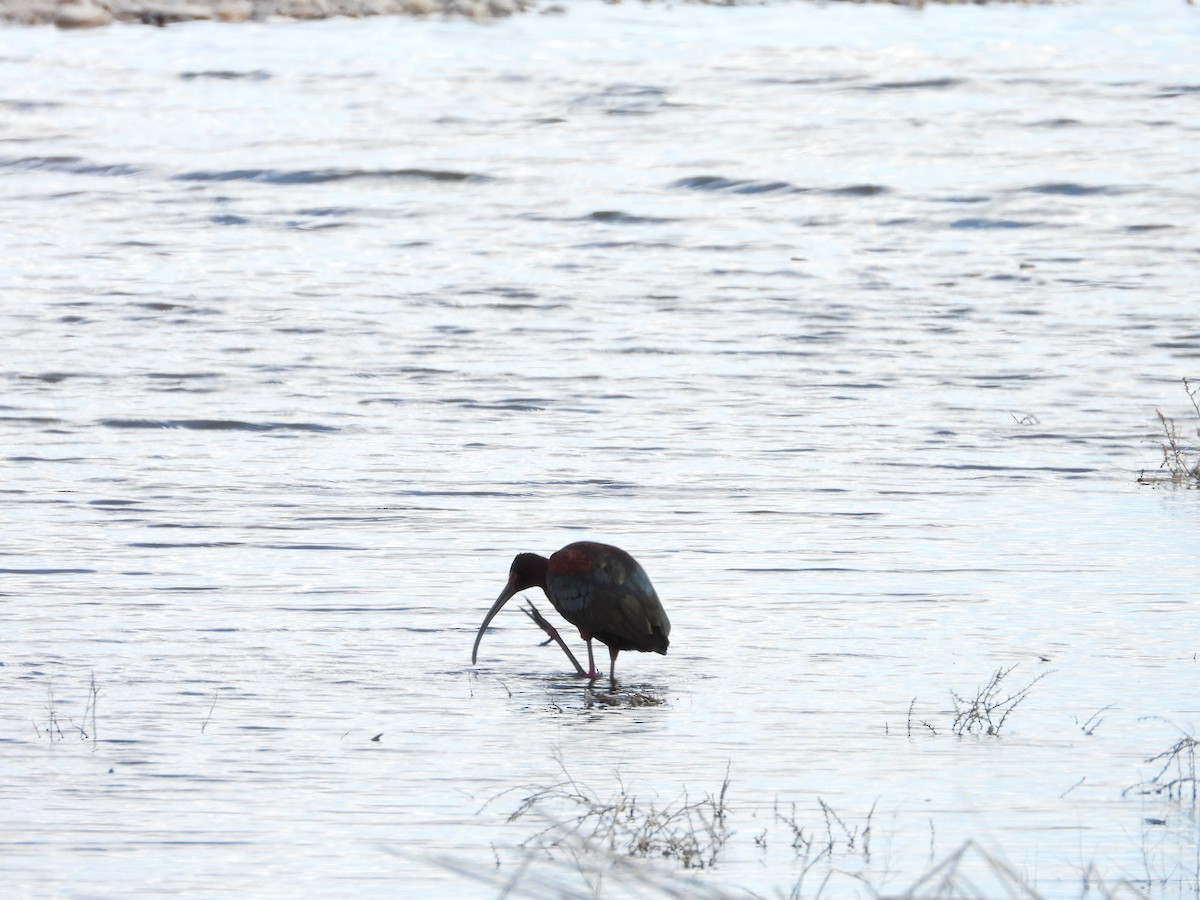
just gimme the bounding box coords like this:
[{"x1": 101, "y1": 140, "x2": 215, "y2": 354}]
[{"x1": 1, "y1": 1, "x2": 1199, "y2": 895}]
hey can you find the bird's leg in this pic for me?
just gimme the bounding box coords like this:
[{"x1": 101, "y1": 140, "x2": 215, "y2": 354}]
[
  {"x1": 585, "y1": 639, "x2": 599, "y2": 681},
  {"x1": 608, "y1": 646, "x2": 619, "y2": 690},
  {"x1": 522, "y1": 601, "x2": 586, "y2": 677}
]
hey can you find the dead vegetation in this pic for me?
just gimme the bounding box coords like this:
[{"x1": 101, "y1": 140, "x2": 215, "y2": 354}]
[
  {"x1": 32, "y1": 673, "x2": 100, "y2": 745},
  {"x1": 771, "y1": 797, "x2": 875, "y2": 864},
  {"x1": 1139, "y1": 377, "x2": 1200, "y2": 487},
  {"x1": 463, "y1": 728, "x2": 1198, "y2": 900},
  {"x1": 950, "y1": 665, "x2": 1053, "y2": 737},
  {"x1": 892, "y1": 665, "x2": 1052, "y2": 740},
  {"x1": 504, "y1": 756, "x2": 731, "y2": 871},
  {"x1": 1125, "y1": 725, "x2": 1198, "y2": 804}
]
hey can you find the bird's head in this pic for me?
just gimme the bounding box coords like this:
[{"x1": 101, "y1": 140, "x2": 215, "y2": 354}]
[{"x1": 471, "y1": 552, "x2": 549, "y2": 665}]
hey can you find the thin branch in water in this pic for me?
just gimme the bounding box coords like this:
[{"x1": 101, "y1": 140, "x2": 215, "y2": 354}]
[{"x1": 202, "y1": 687, "x2": 220, "y2": 733}]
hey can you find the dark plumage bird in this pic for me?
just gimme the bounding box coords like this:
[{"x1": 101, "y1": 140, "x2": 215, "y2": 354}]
[{"x1": 471, "y1": 541, "x2": 670, "y2": 684}]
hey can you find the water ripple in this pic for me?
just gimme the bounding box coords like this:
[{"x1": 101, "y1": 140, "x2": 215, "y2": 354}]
[
  {"x1": 99, "y1": 418, "x2": 339, "y2": 433},
  {"x1": 172, "y1": 167, "x2": 492, "y2": 185}
]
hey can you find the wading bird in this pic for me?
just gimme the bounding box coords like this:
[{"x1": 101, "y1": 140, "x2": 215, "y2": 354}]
[{"x1": 471, "y1": 541, "x2": 670, "y2": 685}]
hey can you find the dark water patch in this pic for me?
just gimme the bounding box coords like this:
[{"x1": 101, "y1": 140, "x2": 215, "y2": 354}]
[
  {"x1": 950, "y1": 217, "x2": 1037, "y2": 229},
  {"x1": 759, "y1": 74, "x2": 861, "y2": 87},
  {"x1": 613, "y1": 346, "x2": 680, "y2": 356},
  {"x1": 130, "y1": 301, "x2": 188, "y2": 312},
  {"x1": 99, "y1": 418, "x2": 338, "y2": 433},
  {"x1": 1029, "y1": 117, "x2": 1083, "y2": 128},
  {"x1": 459, "y1": 286, "x2": 540, "y2": 300},
  {"x1": 9, "y1": 456, "x2": 89, "y2": 463},
  {"x1": 856, "y1": 77, "x2": 965, "y2": 92},
  {"x1": 0, "y1": 155, "x2": 142, "y2": 178},
  {"x1": 0, "y1": 98, "x2": 65, "y2": 112},
  {"x1": 146, "y1": 372, "x2": 218, "y2": 380},
  {"x1": 262, "y1": 544, "x2": 363, "y2": 551},
  {"x1": 890, "y1": 462, "x2": 1096, "y2": 474},
  {"x1": 1156, "y1": 84, "x2": 1200, "y2": 98},
  {"x1": 1125, "y1": 224, "x2": 1173, "y2": 233},
  {"x1": 575, "y1": 240, "x2": 678, "y2": 250},
  {"x1": 730, "y1": 566, "x2": 863, "y2": 573},
  {"x1": 286, "y1": 219, "x2": 350, "y2": 232},
  {"x1": 940, "y1": 195, "x2": 990, "y2": 204},
  {"x1": 173, "y1": 167, "x2": 491, "y2": 185},
  {"x1": 278, "y1": 606, "x2": 420, "y2": 613},
  {"x1": 483, "y1": 301, "x2": 566, "y2": 311},
  {"x1": 89, "y1": 498, "x2": 141, "y2": 506},
  {"x1": 828, "y1": 184, "x2": 888, "y2": 197},
  {"x1": 571, "y1": 83, "x2": 668, "y2": 116},
  {"x1": 396, "y1": 489, "x2": 524, "y2": 498},
  {"x1": 586, "y1": 210, "x2": 677, "y2": 224},
  {"x1": 296, "y1": 206, "x2": 357, "y2": 217},
  {"x1": 0, "y1": 567, "x2": 96, "y2": 574},
  {"x1": 18, "y1": 372, "x2": 78, "y2": 383},
  {"x1": 671, "y1": 175, "x2": 804, "y2": 195},
  {"x1": 453, "y1": 398, "x2": 548, "y2": 411},
  {"x1": 210, "y1": 214, "x2": 250, "y2": 226},
  {"x1": 964, "y1": 372, "x2": 1055, "y2": 382},
  {"x1": 1023, "y1": 182, "x2": 1128, "y2": 197},
  {"x1": 128, "y1": 542, "x2": 243, "y2": 548},
  {"x1": 1008, "y1": 432, "x2": 1096, "y2": 442},
  {"x1": 0, "y1": 415, "x2": 63, "y2": 425},
  {"x1": 180, "y1": 69, "x2": 271, "y2": 81},
  {"x1": 671, "y1": 176, "x2": 886, "y2": 198}
]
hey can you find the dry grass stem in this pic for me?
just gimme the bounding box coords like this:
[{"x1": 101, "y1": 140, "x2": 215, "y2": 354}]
[
  {"x1": 1140, "y1": 377, "x2": 1200, "y2": 487},
  {"x1": 508, "y1": 756, "x2": 732, "y2": 871}
]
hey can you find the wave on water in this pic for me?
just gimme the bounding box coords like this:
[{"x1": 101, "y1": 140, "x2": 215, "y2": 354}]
[
  {"x1": 0, "y1": 156, "x2": 492, "y2": 186},
  {"x1": 99, "y1": 418, "x2": 339, "y2": 433},
  {"x1": 0, "y1": 155, "x2": 141, "y2": 177},
  {"x1": 172, "y1": 167, "x2": 492, "y2": 185},
  {"x1": 671, "y1": 175, "x2": 888, "y2": 196},
  {"x1": 179, "y1": 70, "x2": 272, "y2": 81}
]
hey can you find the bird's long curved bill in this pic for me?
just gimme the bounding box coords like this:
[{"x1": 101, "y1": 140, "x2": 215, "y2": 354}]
[{"x1": 471, "y1": 584, "x2": 517, "y2": 664}]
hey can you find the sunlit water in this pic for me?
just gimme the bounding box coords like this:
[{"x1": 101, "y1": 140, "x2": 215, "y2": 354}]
[{"x1": 1, "y1": 1, "x2": 1199, "y2": 895}]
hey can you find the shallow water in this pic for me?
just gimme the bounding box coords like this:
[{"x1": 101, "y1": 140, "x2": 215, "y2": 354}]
[{"x1": 1, "y1": 1, "x2": 1199, "y2": 895}]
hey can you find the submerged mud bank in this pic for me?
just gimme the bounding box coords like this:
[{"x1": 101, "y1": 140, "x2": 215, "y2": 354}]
[{"x1": 2, "y1": 0, "x2": 1057, "y2": 29}]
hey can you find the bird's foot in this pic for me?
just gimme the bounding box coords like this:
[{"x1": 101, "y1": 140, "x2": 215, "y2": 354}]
[{"x1": 522, "y1": 601, "x2": 587, "y2": 677}]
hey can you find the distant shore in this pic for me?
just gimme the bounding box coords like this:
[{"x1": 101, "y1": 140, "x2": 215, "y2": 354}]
[
  {"x1": 2, "y1": 0, "x2": 544, "y2": 27},
  {"x1": 2, "y1": 0, "x2": 1055, "y2": 29}
]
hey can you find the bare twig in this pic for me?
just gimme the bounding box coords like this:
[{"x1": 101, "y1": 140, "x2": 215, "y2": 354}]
[
  {"x1": 202, "y1": 688, "x2": 220, "y2": 733},
  {"x1": 951, "y1": 665, "x2": 1052, "y2": 737},
  {"x1": 1125, "y1": 725, "x2": 1198, "y2": 804}
]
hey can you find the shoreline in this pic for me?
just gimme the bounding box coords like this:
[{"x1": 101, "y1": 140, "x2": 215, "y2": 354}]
[
  {"x1": 2, "y1": 0, "x2": 1060, "y2": 29},
  {"x1": 2, "y1": 0, "x2": 544, "y2": 27}
]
